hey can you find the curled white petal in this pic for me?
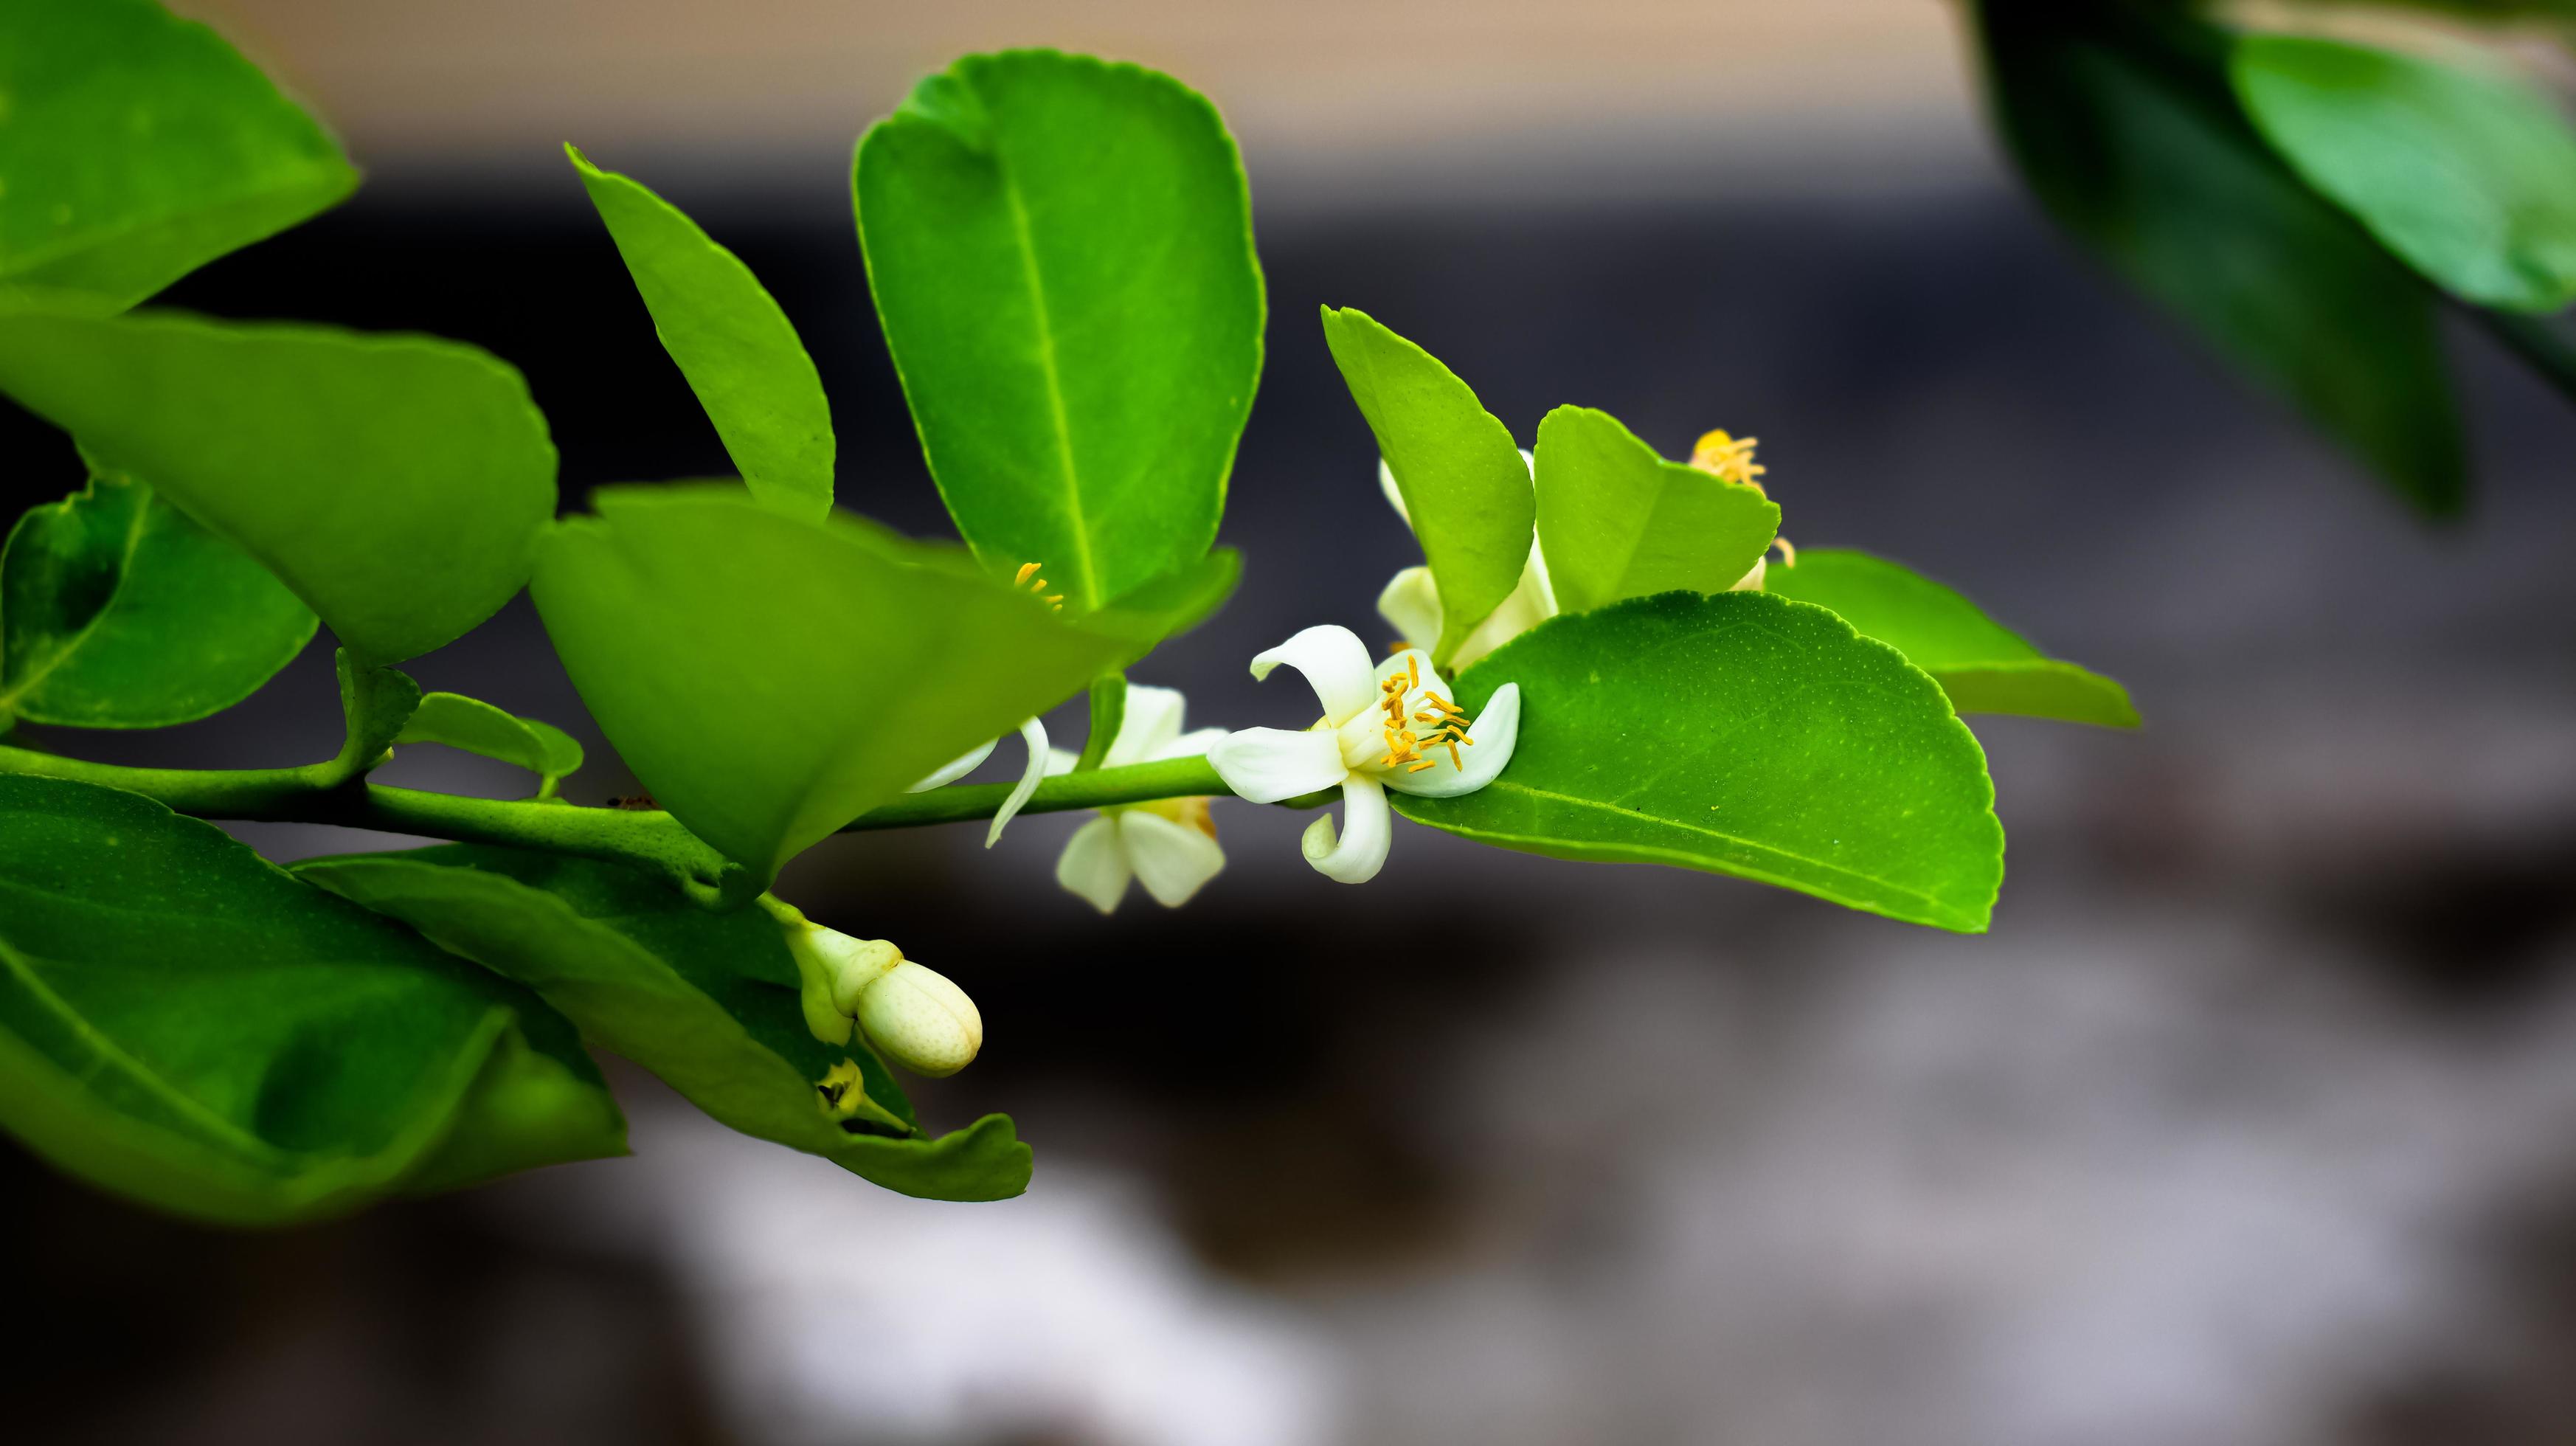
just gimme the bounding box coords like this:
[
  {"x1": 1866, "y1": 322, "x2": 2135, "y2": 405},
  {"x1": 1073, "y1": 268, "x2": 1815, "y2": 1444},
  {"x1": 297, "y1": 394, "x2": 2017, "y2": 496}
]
[
  {"x1": 1376, "y1": 567, "x2": 1443, "y2": 653},
  {"x1": 1299, "y1": 776, "x2": 1393, "y2": 885},
  {"x1": 1119, "y1": 810, "x2": 1226, "y2": 907},
  {"x1": 1249, "y1": 625, "x2": 1377, "y2": 724},
  {"x1": 907, "y1": 736, "x2": 997, "y2": 793},
  {"x1": 1450, "y1": 544, "x2": 1559, "y2": 671},
  {"x1": 1731, "y1": 556, "x2": 1766, "y2": 592},
  {"x1": 1382, "y1": 682, "x2": 1520, "y2": 798},
  {"x1": 1152, "y1": 726, "x2": 1230, "y2": 762},
  {"x1": 1104, "y1": 684, "x2": 1188, "y2": 768},
  {"x1": 1054, "y1": 814, "x2": 1131, "y2": 914},
  {"x1": 1377, "y1": 457, "x2": 1413, "y2": 529},
  {"x1": 985, "y1": 716, "x2": 1050, "y2": 848},
  {"x1": 1208, "y1": 727, "x2": 1348, "y2": 803}
]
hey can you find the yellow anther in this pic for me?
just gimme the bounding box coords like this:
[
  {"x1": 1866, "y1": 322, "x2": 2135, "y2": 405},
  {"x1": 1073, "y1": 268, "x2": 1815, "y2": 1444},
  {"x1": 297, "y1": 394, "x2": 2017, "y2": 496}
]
[
  {"x1": 1690, "y1": 428, "x2": 1768, "y2": 491},
  {"x1": 1770, "y1": 537, "x2": 1798, "y2": 568},
  {"x1": 1407, "y1": 758, "x2": 1439, "y2": 772},
  {"x1": 1014, "y1": 561, "x2": 1042, "y2": 585}
]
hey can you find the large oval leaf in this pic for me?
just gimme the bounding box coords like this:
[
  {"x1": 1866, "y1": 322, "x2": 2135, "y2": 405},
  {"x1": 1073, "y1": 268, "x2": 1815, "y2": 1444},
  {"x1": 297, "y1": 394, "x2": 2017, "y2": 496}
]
[
  {"x1": 569, "y1": 145, "x2": 834, "y2": 517},
  {"x1": 1764, "y1": 549, "x2": 2137, "y2": 728},
  {"x1": 0, "y1": 775, "x2": 624, "y2": 1225},
  {"x1": 1392, "y1": 592, "x2": 2004, "y2": 932},
  {"x1": 2233, "y1": 35, "x2": 2576, "y2": 314},
  {"x1": 855, "y1": 49, "x2": 1262, "y2": 609},
  {"x1": 530, "y1": 486, "x2": 1183, "y2": 882},
  {"x1": 0, "y1": 311, "x2": 558, "y2": 665},
  {"x1": 0, "y1": 468, "x2": 314, "y2": 727},
  {"x1": 1533, "y1": 404, "x2": 1777, "y2": 614},
  {"x1": 0, "y1": 0, "x2": 358, "y2": 315},
  {"x1": 301, "y1": 847, "x2": 1031, "y2": 1203}
]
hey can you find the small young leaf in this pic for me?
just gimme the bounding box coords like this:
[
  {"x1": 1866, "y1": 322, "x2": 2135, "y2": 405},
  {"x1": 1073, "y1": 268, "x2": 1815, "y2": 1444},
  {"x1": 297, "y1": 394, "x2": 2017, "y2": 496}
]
[
  {"x1": 567, "y1": 145, "x2": 834, "y2": 517},
  {"x1": 530, "y1": 486, "x2": 1180, "y2": 881},
  {"x1": 397, "y1": 693, "x2": 584, "y2": 794},
  {"x1": 1977, "y1": 1, "x2": 2465, "y2": 515},
  {"x1": 1533, "y1": 405, "x2": 1778, "y2": 614},
  {"x1": 0, "y1": 469, "x2": 314, "y2": 727},
  {"x1": 0, "y1": 311, "x2": 558, "y2": 665},
  {"x1": 332, "y1": 648, "x2": 421, "y2": 779},
  {"x1": 856, "y1": 49, "x2": 1263, "y2": 609},
  {"x1": 1319, "y1": 306, "x2": 1534, "y2": 662},
  {"x1": 1393, "y1": 592, "x2": 2004, "y2": 933},
  {"x1": 2232, "y1": 35, "x2": 2576, "y2": 314},
  {"x1": 0, "y1": 775, "x2": 624, "y2": 1225},
  {"x1": 300, "y1": 847, "x2": 1030, "y2": 1203},
  {"x1": 1073, "y1": 674, "x2": 1128, "y2": 772},
  {"x1": 1764, "y1": 550, "x2": 2139, "y2": 727},
  {"x1": 0, "y1": 0, "x2": 359, "y2": 315}
]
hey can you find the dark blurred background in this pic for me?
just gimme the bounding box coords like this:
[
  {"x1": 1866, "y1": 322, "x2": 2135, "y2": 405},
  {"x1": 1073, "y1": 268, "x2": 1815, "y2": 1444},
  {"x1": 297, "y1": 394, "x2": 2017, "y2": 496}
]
[{"x1": 8, "y1": 2, "x2": 2576, "y2": 1442}]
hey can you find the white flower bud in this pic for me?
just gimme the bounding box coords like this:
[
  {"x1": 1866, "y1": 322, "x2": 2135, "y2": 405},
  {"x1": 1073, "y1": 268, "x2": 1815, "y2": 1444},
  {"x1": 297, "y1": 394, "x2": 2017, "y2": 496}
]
[
  {"x1": 854, "y1": 961, "x2": 983, "y2": 1078},
  {"x1": 780, "y1": 918, "x2": 903, "y2": 1046}
]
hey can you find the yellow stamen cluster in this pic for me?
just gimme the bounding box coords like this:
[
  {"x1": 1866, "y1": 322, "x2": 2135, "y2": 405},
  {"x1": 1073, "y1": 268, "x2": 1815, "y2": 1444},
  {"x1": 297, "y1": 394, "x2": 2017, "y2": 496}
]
[
  {"x1": 1690, "y1": 429, "x2": 1767, "y2": 492},
  {"x1": 1375, "y1": 655, "x2": 1473, "y2": 774},
  {"x1": 1013, "y1": 561, "x2": 1065, "y2": 611}
]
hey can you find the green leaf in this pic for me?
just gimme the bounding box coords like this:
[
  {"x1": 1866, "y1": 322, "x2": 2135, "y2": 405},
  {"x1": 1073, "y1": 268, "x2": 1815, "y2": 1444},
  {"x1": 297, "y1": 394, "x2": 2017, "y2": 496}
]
[
  {"x1": 530, "y1": 485, "x2": 1176, "y2": 882},
  {"x1": 300, "y1": 847, "x2": 1029, "y2": 1202},
  {"x1": 1073, "y1": 673, "x2": 1127, "y2": 772},
  {"x1": 1976, "y1": 0, "x2": 2465, "y2": 515},
  {"x1": 0, "y1": 468, "x2": 314, "y2": 727},
  {"x1": 0, "y1": 775, "x2": 624, "y2": 1225},
  {"x1": 1319, "y1": 305, "x2": 1534, "y2": 662},
  {"x1": 0, "y1": 311, "x2": 558, "y2": 663},
  {"x1": 567, "y1": 145, "x2": 834, "y2": 517},
  {"x1": 1763, "y1": 550, "x2": 2139, "y2": 727},
  {"x1": 331, "y1": 647, "x2": 420, "y2": 779},
  {"x1": 396, "y1": 693, "x2": 584, "y2": 795},
  {"x1": 854, "y1": 48, "x2": 1263, "y2": 609},
  {"x1": 0, "y1": 0, "x2": 359, "y2": 316},
  {"x1": 1392, "y1": 592, "x2": 2004, "y2": 933},
  {"x1": 2232, "y1": 35, "x2": 2576, "y2": 314},
  {"x1": 1532, "y1": 405, "x2": 1779, "y2": 614}
]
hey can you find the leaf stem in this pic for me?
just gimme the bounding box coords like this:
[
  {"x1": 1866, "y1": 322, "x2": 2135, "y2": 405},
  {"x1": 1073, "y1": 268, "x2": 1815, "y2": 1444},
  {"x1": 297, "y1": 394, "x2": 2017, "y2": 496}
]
[{"x1": 836, "y1": 754, "x2": 1230, "y2": 831}]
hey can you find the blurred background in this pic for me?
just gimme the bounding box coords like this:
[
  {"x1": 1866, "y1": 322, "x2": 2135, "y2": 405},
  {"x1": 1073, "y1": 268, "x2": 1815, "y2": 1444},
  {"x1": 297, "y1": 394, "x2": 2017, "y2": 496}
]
[{"x1": 8, "y1": 1, "x2": 2576, "y2": 1442}]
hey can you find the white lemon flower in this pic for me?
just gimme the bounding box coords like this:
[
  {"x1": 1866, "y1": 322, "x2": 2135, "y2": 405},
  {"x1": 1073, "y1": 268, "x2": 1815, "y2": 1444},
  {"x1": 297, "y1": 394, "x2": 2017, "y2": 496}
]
[
  {"x1": 1376, "y1": 430, "x2": 1774, "y2": 668},
  {"x1": 1207, "y1": 625, "x2": 1521, "y2": 885},
  {"x1": 1048, "y1": 685, "x2": 1230, "y2": 914}
]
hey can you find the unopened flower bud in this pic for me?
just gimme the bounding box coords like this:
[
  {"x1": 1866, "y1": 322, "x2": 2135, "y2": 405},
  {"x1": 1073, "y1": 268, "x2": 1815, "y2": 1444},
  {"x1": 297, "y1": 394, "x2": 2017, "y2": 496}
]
[
  {"x1": 778, "y1": 913, "x2": 904, "y2": 1046},
  {"x1": 854, "y1": 961, "x2": 983, "y2": 1078}
]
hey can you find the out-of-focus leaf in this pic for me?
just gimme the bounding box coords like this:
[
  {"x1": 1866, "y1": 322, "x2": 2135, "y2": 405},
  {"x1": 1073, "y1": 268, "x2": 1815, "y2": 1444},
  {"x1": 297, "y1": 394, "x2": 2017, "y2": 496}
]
[
  {"x1": 856, "y1": 48, "x2": 1262, "y2": 609},
  {"x1": 0, "y1": 775, "x2": 624, "y2": 1225},
  {"x1": 1764, "y1": 549, "x2": 2139, "y2": 727},
  {"x1": 569, "y1": 145, "x2": 834, "y2": 516},
  {"x1": 300, "y1": 846, "x2": 1030, "y2": 1202},
  {"x1": 397, "y1": 693, "x2": 584, "y2": 794},
  {"x1": 1975, "y1": 0, "x2": 2466, "y2": 515},
  {"x1": 0, "y1": 0, "x2": 358, "y2": 315},
  {"x1": 0, "y1": 311, "x2": 557, "y2": 664},
  {"x1": 530, "y1": 486, "x2": 1182, "y2": 882},
  {"x1": 1532, "y1": 405, "x2": 1778, "y2": 614},
  {"x1": 1393, "y1": 592, "x2": 2004, "y2": 933},
  {"x1": 2233, "y1": 34, "x2": 2576, "y2": 313},
  {"x1": 1320, "y1": 305, "x2": 1534, "y2": 663},
  {"x1": 0, "y1": 468, "x2": 313, "y2": 727}
]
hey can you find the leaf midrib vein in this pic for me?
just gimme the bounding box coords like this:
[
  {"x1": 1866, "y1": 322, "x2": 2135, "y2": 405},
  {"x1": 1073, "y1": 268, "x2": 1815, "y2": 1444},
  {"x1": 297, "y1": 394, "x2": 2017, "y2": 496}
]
[
  {"x1": 997, "y1": 165, "x2": 1100, "y2": 609},
  {"x1": 0, "y1": 485, "x2": 153, "y2": 711}
]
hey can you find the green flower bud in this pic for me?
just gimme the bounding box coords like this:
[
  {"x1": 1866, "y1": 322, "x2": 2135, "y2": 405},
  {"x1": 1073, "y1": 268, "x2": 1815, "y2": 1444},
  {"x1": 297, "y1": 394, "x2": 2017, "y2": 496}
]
[
  {"x1": 774, "y1": 903, "x2": 903, "y2": 1046},
  {"x1": 853, "y1": 961, "x2": 983, "y2": 1078}
]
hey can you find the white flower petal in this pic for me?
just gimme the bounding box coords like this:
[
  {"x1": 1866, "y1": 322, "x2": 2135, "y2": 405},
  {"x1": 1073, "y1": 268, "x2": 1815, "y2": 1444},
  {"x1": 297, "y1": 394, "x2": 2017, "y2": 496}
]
[
  {"x1": 1376, "y1": 567, "x2": 1443, "y2": 653},
  {"x1": 1208, "y1": 727, "x2": 1348, "y2": 803},
  {"x1": 1731, "y1": 556, "x2": 1766, "y2": 592},
  {"x1": 1450, "y1": 544, "x2": 1559, "y2": 671},
  {"x1": 1104, "y1": 684, "x2": 1187, "y2": 769},
  {"x1": 907, "y1": 735, "x2": 996, "y2": 793},
  {"x1": 1053, "y1": 814, "x2": 1132, "y2": 914},
  {"x1": 1377, "y1": 457, "x2": 1413, "y2": 528},
  {"x1": 1382, "y1": 682, "x2": 1520, "y2": 798},
  {"x1": 985, "y1": 717, "x2": 1051, "y2": 848},
  {"x1": 1299, "y1": 776, "x2": 1393, "y2": 885},
  {"x1": 1045, "y1": 747, "x2": 1081, "y2": 776},
  {"x1": 1118, "y1": 811, "x2": 1226, "y2": 908},
  {"x1": 1152, "y1": 726, "x2": 1230, "y2": 762},
  {"x1": 1371, "y1": 646, "x2": 1451, "y2": 707},
  {"x1": 1250, "y1": 625, "x2": 1377, "y2": 724}
]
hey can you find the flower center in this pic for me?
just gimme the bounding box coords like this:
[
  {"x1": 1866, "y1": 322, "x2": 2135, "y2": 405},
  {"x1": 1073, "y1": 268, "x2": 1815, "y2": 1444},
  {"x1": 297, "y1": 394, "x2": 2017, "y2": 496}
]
[
  {"x1": 1374, "y1": 656, "x2": 1473, "y2": 774},
  {"x1": 1012, "y1": 561, "x2": 1065, "y2": 611},
  {"x1": 1689, "y1": 429, "x2": 1767, "y2": 492}
]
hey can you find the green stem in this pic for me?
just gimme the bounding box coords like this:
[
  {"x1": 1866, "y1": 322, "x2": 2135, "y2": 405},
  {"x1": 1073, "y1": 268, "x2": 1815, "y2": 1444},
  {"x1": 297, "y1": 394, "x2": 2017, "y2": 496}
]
[{"x1": 837, "y1": 754, "x2": 1230, "y2": 831}]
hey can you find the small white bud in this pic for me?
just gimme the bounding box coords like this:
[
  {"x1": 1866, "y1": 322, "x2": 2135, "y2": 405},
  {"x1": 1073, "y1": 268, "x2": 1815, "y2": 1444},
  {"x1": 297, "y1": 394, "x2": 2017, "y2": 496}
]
[
  {"x1": 780, "y1": 917, "x2": 903, "y2": 1046},
  {"x1": 854, "y1": 961, "x2": 983, "y2": 1078}
]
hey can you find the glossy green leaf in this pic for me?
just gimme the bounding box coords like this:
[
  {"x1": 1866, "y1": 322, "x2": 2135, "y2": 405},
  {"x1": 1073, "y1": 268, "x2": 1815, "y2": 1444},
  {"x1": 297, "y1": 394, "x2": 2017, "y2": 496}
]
[
  {"x1": 1976, "y1": 0, "x2": 2465, "y2": 514},
  {"x1": 0, "y1": 468, "x2": 314, "y2": 727},
  {"x1": 1073, "y1": 673, "x2": 1127, "y2": 772},
  {"x1": 531, "y1": 486, "x2": 1176, "y2": 881},
  {"x1": 332, "y1": 648, "x2": 420, "y2": 778},
  {"x1": 568, "y1": 145, "x2": 834, "y2": 516},
  {"x1": 855, "y1": 48, "x2": 1263, "y2": 609},
  {"x1": 397, "y1": 693, "x2": 584, "y2": 794},
  {"x1": 1764, "y1": 550, "x2": 2139, "y2": 727},
  {"x1": 1532, "y1": 405, "x2": 1779, "y2": 614},
  {"x1": 300, "y1": 847, "x2": 1030, "y2": 1202},
  {"x1": 0, "y1": 311, "x2": 558, "y2": 663},
  {"x1": 1393, "y1": 592, "x2": 2004, "y2": 933},
  {"x1": 0, "y1": 775, "x2": 624, "y2": 1225},
  {"x1": 2232, "y1": 35, "x2": 2576, "y2": 314},
  {"x1": 0, "y1": 0, "x2": 358, "y2": 315},
  {"x1": 1320, "y1": 305, "x2": 1534, "y2": 662}
]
